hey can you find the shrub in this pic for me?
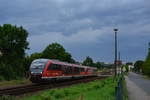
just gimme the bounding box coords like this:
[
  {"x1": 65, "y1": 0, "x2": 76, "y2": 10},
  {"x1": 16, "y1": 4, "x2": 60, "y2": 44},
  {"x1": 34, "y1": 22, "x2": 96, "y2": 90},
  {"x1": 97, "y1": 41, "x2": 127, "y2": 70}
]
[{"x1": 0, "y1": 76, "x2": 5, "y2": 81}]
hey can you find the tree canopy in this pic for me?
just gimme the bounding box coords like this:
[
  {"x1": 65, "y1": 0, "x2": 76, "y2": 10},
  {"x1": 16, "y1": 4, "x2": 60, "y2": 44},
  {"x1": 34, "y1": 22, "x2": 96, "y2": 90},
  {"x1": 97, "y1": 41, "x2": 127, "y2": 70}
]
[
  {"x1": 0, "y1": 24, "x2": 29, "y2": 80},
  {"x1": 143, "y1": 43, "x2": 150, "y2": 76},
  {"x1": 42, "y1": 43, "x2": 75, "y2": 63},
  {"x1": 0, "y1": 24, "x2": 29, "y2": 63},
  {"x1": 133, "y1": 60, "x2": 144, "y2": 72},
  {"x1": 93, "y1": 62, "x2": 103, "y2": 69},
  {"x1": 82, "y1": 56, "x2": 94, "y2": 66}
]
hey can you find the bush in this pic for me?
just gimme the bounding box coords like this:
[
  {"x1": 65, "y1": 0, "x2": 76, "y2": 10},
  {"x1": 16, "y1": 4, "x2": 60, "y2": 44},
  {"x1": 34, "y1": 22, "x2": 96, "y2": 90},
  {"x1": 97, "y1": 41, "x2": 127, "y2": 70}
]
[
  {"x1": 0, "y1": 76, "x2": 5, "y2": 81},
  {"x1": 0, "y1": 63, "x2": 17, "y2": 80},
  {"x1": 143, "y1": 46, "x2": 150, "y2": 77},
  {"x1": 143, "y1": 60, "x2": 150, "y2": 76},
  {"x1": 0, "y1": 62, "x2": 27, "y2": 81}
]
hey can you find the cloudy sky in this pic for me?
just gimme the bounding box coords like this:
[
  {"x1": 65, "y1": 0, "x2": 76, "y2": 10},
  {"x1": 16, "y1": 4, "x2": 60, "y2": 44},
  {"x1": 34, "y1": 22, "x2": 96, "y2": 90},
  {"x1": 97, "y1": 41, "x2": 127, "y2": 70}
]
[{"x1": 0, "y1": 0, "x2": 150, "y2": 63}]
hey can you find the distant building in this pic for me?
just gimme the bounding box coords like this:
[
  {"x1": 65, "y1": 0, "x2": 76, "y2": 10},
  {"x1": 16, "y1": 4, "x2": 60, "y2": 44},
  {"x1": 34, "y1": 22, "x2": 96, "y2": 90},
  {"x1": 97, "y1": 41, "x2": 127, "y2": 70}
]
[{"x1": 126, "y1": 62, "x2": 134, "y2": 71}]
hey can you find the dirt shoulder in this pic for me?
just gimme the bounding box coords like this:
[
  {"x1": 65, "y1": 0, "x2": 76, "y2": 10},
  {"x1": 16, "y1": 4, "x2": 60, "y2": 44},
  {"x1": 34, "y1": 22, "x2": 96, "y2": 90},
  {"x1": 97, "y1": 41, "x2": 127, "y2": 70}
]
[{"x1": 0, "y1": 79, "x2": 31, "y2": 89}]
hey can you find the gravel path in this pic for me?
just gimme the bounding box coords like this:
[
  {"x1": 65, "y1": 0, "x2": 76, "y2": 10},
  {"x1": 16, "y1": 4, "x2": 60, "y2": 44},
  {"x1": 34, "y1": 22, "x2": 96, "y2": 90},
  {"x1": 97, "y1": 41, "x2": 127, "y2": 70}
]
[{"x1": 125, "y1": 72, "x2": 150, "y2": 100}]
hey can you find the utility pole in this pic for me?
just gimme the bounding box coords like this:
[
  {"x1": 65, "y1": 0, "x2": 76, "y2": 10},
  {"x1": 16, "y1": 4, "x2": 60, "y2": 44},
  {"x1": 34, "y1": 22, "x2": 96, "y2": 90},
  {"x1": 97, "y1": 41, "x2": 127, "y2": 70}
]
[
  {"x1": 114, "y1": 28, "x2": 118, "y2": 77},
  {"x1": 118, "y1": 52, "x2": 120, "y2": 61},
  {"x1": 149, "y1": 42, "x2": 150, "y2": 51}
]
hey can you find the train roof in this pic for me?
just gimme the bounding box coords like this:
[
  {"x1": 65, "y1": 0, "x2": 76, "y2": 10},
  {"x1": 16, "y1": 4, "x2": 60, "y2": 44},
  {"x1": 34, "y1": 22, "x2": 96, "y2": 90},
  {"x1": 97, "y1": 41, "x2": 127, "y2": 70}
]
[
  {"x1": 32, "y1": 59, "x2": 49, "y2": 63},
  {"x1": 32, "y1": 58, "x2": 97, "y2": 69}
]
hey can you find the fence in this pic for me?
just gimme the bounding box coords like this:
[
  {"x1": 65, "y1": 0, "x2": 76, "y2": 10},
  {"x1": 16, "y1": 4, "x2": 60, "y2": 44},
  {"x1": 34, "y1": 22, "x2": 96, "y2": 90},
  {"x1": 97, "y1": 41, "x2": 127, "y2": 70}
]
[{"x1": 115, "y1": 77, "x2": 123, "y2": 100}]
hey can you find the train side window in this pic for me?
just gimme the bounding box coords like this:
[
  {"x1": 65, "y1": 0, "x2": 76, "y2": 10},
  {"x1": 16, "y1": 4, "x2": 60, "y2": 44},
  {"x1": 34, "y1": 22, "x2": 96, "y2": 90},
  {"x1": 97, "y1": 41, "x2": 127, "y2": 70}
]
[
  {"x1": 47, "y1": 64, "x2": 53, "y2": 70},
  {"x1": 58, "y1": 64, "x2": 62, "y2": 71},
  {"x1": 74, "y1": 67, "x2": 80, "y2": 74},
  {"x1": 94, "y1": 69, "x2": 97, "y2": 72},
  {"x1": 56, "y1": 64, "x2": 61, "y2": 70},
  {"x1": 47, "y1": 64, "x2": 62, "y2": 71},
  {"x1": 62, "y1": 65, "x2": 72, "y2": 74},
  {"x1": 86, "y1": 68, "x2": 88, "y2": 72},
  {"x1": 68, "y1": 66, "x2": 72, "y2": 74},
  {"x1": 63, "y1": 65, "x2": 68, "y2": 74},
  {"x1": 61, "y1": 65, "x2": 66, "y2": 72},
  {"x1": 80, "y1": 68, "x2": 84, "y2": 72},
  {"x1": 66, "y1": 66, "x2": 69, "y2": 74}
]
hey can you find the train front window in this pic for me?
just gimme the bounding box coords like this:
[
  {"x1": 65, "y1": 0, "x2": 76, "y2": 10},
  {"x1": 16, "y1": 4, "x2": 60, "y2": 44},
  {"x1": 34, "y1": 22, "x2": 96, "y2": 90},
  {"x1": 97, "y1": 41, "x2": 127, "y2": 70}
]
[{"x1": 30, "y1": 61, "x2": 47, "y2": 73}]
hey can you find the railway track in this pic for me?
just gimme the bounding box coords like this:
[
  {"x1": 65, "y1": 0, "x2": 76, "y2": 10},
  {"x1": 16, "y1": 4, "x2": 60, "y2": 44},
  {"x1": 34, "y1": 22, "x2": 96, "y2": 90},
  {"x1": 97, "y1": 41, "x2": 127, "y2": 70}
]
[{"x1": 0, "y1": 76, "x2": 107, "y2": 96}]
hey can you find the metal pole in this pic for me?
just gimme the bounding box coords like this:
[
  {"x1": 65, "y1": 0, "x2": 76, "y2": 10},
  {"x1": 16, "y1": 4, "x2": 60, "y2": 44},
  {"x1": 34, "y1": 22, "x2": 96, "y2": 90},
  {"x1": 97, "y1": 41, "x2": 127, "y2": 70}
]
[
  {"x1": 149, "y1": 42, "x2": 150, "y2": 51},
  {"x1": 114, "y1": 29, "x2": 118, "y2": 77},
  {"x1": 119, "y1": 52, "x2": 120, "y2": 61}
]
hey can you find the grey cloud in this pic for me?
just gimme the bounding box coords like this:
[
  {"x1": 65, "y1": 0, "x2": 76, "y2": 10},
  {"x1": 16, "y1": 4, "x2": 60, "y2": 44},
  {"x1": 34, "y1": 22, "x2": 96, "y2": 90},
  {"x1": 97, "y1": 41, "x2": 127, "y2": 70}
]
[{"x1": 0, "y1": 0, "x2": 150, "y2": 62}]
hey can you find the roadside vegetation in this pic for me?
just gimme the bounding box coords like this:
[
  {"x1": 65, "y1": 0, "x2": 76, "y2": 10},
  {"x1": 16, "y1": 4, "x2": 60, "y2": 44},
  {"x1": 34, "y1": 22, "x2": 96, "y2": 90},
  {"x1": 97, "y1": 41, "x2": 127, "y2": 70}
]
[
  {"x1": 142, "y1": 44, "x2": 150, "y2": 77},
  {"x1": 0, "y1": 24, "x2": 29, "y2": 81},
  {"x1": 0, "y1": 76, "x2": 129, "y2": 100},
  {"x1": 132, "y1": 43, "x2": 150, "y2": 77},
  {"x1": 21, "y1": 77, "x2": 116, "y2": 100}
]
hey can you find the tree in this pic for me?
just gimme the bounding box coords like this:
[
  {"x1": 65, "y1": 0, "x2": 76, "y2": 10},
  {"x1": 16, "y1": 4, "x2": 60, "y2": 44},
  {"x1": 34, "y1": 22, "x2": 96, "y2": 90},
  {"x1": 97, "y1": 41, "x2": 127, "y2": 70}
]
[
  {"x1": 143, "y1": 43, "x2": 150, "y2": 76},
  {"x1": 133, "y1": 60, "x2": 144, "y2": 72},
  {"x1": 0, "y1": 24, "x2": 29, "y2": 79},
  {"x1": 82, "y1": 56, "x2": 94, "y2": 66},
  {"x1": 126, "y1": 62, "x2": 133, "y2": 66},
  {"x1": 125, "y1": 65, "x2": 129, "y2": 72},
  {"x1": 93, "y1": 62, "x2": 103, "y2": 69},
  {"x1": 30, "y1": 52, "x2": 42, "y2": 60},
  {"x1": 0, "y1": 24, "x2": 29, "y2": 62},
  {"x1": 42, "y1": 43, "x2": 74, "y2": 63},
  {"x1": 24, "y1": 53, "x2": 42, "y2": 71}
]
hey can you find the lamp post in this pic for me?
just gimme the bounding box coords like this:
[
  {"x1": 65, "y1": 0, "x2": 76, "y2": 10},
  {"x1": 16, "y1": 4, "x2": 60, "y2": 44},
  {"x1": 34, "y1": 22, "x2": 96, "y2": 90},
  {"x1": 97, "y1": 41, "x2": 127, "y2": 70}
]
[{"x1": 114, "y1": 28, "x2": 118, "y2": 77}]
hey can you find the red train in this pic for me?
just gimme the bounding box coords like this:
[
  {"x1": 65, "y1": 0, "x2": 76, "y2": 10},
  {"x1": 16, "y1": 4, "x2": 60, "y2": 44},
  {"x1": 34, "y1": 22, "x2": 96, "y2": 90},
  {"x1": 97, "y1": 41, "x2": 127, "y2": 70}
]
[{"x1": 30, "y1": 59, "x2": 97, "y2": 83}]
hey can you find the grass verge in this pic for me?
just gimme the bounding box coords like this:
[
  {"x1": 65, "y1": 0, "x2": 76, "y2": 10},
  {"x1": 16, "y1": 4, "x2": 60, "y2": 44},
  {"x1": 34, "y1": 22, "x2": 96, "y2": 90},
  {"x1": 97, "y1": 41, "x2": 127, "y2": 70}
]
[{"x1": 19, "y1": 77, "x2": 117, "y2": 100}]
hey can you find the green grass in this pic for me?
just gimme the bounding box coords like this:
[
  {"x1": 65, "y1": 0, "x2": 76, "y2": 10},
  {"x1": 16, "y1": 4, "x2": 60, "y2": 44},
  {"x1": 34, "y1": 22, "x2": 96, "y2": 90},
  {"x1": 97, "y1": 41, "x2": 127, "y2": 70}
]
[
  {"x1": 0, "y1": 79, "x2": 31, "y2": 88},
  {"x1": 20, "y1": 77, "x2": 117, "y2": 100},
  {"x1": 122, "y1": 78, "x2": 128, "y2": 100},
  {"x1": 0, "y1": 95, "x2": 16, "y2": 100}
]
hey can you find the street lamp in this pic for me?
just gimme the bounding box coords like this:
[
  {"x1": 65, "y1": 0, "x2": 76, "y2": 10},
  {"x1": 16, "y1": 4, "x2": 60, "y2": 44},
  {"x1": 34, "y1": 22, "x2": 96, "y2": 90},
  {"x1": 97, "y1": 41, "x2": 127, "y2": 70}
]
[{"x1": 114, "y1": 28, "x2": 118, "y2": 77}]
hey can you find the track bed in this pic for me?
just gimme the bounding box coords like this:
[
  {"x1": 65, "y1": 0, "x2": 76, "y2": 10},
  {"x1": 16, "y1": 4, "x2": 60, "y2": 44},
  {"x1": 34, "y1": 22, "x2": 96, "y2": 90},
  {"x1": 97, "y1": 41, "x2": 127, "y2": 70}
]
[{"x1": 0, "y1": 76, "x2": 108, "y2": 96}]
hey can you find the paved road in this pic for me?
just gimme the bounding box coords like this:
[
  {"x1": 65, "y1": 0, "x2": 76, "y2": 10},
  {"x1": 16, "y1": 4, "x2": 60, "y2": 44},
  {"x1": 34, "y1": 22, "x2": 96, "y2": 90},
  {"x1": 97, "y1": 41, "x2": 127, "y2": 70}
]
[{"x1": 125, "y1": 72, "x2": 150, "y2": 100}]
